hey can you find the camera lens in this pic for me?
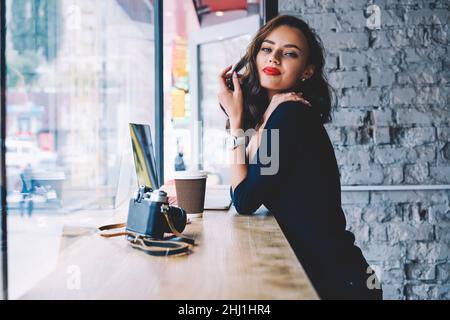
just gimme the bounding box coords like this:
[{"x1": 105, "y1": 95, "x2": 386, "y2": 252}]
[{"x1": 166, "y1": 206, "x2": 187, "y2": 234}]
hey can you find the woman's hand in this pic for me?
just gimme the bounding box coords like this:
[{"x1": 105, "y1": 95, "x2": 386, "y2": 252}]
[
  {"x1": 217, "y1": 65, "x2": 244, "y2": 129},
  {"x1": 261, "y1": 92, "x2": 311, "y2": 126},
  {"x1": 246, "y1": 92, "x2": 310, "y2": 161}
]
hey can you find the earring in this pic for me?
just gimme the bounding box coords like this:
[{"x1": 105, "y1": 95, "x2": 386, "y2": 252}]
[{"x1": 300, "y1": 78, "x2": 306, "y2": 82}]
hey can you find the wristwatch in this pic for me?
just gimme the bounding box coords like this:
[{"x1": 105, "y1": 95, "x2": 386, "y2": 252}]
[{"x1": 226, "y1": 134, "x2": 247, "y2": 150}]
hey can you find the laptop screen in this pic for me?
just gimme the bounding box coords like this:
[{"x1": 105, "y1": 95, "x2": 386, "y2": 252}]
[{"x1": 129, "y1": 123, "x2": 160, "y2": 190}]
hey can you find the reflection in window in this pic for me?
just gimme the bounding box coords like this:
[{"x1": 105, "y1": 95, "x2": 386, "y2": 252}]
[{"x1": 5, "y1": 0, "x2": 155, "y2": 299}]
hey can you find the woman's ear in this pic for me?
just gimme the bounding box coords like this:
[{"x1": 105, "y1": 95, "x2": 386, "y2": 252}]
[{"x1": 302, "y1": 65, "x2": 315, "y2": 80}]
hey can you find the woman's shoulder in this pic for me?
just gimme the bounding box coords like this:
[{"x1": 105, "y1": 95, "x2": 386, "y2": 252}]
[
  {"x1": 276, "y1": 100, "x2": 314, "y2": 113},
  {"x1": 266, "y1": 100, "x2": 320, "y2": 127}
]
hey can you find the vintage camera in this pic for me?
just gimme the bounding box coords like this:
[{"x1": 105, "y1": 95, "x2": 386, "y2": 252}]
[{"x1": 126, "y1": 186, "x2": 187, "y2": 240}]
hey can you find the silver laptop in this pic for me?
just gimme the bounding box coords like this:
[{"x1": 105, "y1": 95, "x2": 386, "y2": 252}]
[
  {"x1": 204, "y1": 185, "x2": 232, "y2": 210},
  {"x1": 129, "y1": 123, "x2": 231, "y2": 210}
]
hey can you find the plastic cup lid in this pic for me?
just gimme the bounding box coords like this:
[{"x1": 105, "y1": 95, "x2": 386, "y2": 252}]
[{"x1": 174, "y1": 170, "x2": 208, "y2": 180}]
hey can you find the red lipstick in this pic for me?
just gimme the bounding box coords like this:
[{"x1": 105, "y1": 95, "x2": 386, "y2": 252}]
[{"x1": 263, "y1": 67, "x2": 281, "y2": 76}]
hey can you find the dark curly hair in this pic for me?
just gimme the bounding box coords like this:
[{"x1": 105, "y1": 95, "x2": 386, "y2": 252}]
[{"x1": 224, "y1": 14, "x2": 336, "y2": 130}]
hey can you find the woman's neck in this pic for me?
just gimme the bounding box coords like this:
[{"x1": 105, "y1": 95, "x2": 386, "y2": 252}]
[
  {"x1": 267, "y1": 87, "x2": 299, "y2": 101},
  {"x1": 267, "y1": 89, "x2": 278, "y2": 102}
]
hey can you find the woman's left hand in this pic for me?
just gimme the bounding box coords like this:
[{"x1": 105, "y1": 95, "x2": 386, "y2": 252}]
[
  {"x1": 260, "y1": 91, "x2": 311, "y2": 127},
  {"x1": 217, "y1": 65, "x2": 244, "y2": 128}
]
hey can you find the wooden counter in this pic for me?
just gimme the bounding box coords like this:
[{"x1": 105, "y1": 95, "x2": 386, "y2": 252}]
[{"x1": 20, "y1": 187, "x2": 318, "y2": 300}]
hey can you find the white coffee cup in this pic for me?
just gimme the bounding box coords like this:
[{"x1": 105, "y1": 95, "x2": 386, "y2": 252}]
[{"x1": 174, "y1": 171, "x2": 208, "y2": 218}]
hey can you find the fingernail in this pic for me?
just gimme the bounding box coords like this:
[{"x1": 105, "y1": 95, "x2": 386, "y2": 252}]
[{"x1": 233, "y1": 72, "x2": 237, "y2": 77}]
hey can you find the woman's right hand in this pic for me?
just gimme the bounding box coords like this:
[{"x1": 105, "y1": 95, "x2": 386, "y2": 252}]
[{"x1": 217, "y1": 65, "x2": 244, "y2": 128}]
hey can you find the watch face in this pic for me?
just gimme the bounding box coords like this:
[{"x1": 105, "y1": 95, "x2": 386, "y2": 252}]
[
  {"x1": 226, "y1": 135, "x2": 247, "y2": 150},
  {"x1": 236, "y1": 136, "x2": 246, "y2": 146}
]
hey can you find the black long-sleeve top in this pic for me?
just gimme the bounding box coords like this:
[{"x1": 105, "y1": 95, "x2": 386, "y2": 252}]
[{"x1": 230, "y1": 101, "x2": 382, "y2": 300}]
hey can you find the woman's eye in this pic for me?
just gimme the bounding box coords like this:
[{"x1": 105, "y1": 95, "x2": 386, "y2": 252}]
[{"x1": 261, "y1": 47, "x2": 297, "y2": 58}]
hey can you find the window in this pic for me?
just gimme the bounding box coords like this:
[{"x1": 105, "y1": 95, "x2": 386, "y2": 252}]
[
  {"x1": 5, "y1": 0, "x2": 155, "y2": 299},
  {"x1": 163, "y1": 1, "x2": 261, "y2": 185},
  {"x1": 198, "y1": 33, "x2": 255, "y2": 185},
  {"x1": 162, "y1": 0, "x2": 199, "y2": 181}
]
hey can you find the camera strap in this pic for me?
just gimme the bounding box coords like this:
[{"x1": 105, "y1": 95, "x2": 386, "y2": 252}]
[
  {"x1": 127, "y1": 235, "x2": 191, "y2": 256},
  {"x1": 98, "y1": 210, "x2": 194, "y2": 256},
  {"x1": 98, "y1": 223, "x2": 128, "y2": 238}
]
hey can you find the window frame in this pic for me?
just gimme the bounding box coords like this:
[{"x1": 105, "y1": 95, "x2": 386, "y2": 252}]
[{"x1": 1, "y1": 0, "x2": 9, "y2": 301}]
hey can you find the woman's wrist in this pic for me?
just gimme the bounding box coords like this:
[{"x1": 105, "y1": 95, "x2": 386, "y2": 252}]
[{"x1": 229, "y1": 116, "x2": 244, "y2": 136}]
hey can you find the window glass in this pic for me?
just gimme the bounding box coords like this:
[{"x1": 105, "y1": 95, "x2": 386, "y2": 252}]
[
  {"x1": 5, "y1": 0, "x2": 155, "y2": 299},
  {"x1": 163, "y1": 0, "x2": 199, "y2": 181}
]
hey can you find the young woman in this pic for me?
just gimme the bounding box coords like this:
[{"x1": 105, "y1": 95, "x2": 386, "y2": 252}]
[{"x1": 217, "y1": 15, "x2": 383, "y2": 300}]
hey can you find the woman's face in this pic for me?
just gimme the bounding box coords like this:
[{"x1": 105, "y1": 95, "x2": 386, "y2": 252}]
[{"x1": 256, "y1": 25, "x2": 315, "y2": 97}]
